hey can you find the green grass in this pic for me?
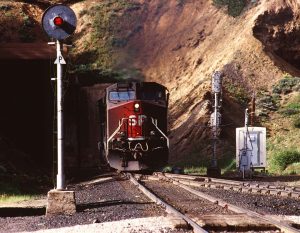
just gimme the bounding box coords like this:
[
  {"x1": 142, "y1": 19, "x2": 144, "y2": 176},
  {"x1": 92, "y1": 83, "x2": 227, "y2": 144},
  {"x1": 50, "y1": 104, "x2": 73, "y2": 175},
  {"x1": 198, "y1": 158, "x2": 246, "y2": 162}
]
[
  {"x1": 0, "y1": 175, "x2": 49, "y2": 204},
  {"x1": 267, "y1": 123, "x2": 300, "y2": 175},
  {"x1": 278, "y1": 94, "x2": 300, "y2": 116},
  {"x1": 268, "y1": 149, "x2": 300, "y2": 173},
  {"x1": 0, "y1": 194, "x2": 37, "y2": 203},
  {"x1": 183, "y1": 166, "x2": 207, "y2": 175},
  {"x1": 0, "y1": 183, "x2": 38, "y2": 203}
]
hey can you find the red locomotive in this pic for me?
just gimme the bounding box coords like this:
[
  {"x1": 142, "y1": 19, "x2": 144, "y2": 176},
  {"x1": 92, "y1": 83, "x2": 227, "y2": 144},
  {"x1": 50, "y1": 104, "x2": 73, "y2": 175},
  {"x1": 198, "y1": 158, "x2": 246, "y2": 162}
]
[{"x1": 98, "y1": 82, "x2": 169, "y2": 170}]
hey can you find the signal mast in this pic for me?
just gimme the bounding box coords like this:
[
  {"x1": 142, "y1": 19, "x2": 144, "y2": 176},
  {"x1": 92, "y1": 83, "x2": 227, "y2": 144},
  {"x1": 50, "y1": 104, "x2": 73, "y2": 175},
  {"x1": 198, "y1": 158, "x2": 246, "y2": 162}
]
[
  {"x1": 42, "y1": 4, "x2": 77, "y2": 215},
  {"x1": 207, "y1": 71, "x2": 223, "y2": 177}
]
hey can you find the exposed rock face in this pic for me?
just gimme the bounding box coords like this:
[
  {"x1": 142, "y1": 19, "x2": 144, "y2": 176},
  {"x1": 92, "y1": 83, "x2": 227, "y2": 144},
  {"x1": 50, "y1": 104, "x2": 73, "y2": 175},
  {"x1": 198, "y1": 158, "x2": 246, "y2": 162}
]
[
  {"x1": 253, "y1": 0, "x2": 300, "y2": 72},
  {"x1": 120, "y1": 0, "x2": 284, "y2": 161}
]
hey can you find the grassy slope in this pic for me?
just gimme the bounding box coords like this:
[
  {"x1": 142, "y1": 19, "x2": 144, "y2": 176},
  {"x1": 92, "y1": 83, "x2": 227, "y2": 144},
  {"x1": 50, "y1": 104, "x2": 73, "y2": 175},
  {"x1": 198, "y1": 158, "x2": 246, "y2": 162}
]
[{"x1": 267, "y1": 94, "x2": 300, "y2": 174}]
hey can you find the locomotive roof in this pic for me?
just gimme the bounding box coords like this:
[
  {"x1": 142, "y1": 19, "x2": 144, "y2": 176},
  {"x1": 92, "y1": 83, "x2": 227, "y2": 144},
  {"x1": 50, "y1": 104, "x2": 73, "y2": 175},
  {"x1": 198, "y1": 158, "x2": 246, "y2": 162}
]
[{"x1": 107, "y1": 82, "x2": 167, "y2": 91}]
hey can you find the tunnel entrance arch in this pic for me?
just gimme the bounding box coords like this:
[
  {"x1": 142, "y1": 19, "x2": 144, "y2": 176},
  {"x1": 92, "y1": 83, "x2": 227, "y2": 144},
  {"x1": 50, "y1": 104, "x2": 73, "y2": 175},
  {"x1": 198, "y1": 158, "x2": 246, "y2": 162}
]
[{"x1": 0, "y1": 43, "x2": 55, "y2": 170}]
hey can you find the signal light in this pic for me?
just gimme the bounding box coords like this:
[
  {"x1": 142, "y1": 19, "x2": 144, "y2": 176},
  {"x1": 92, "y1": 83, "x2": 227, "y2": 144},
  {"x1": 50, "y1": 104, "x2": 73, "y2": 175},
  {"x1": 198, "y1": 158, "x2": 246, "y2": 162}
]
[{"x1": 53, "y1": 16, "x2": 64, "y2": 26}]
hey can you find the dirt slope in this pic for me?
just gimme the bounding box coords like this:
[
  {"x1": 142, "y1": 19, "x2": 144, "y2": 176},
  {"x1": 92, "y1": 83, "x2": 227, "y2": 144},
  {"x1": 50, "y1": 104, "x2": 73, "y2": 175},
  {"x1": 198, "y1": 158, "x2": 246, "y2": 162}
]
[{"x1": 116, "y1": 0, "x2": 300, "y2": 163}]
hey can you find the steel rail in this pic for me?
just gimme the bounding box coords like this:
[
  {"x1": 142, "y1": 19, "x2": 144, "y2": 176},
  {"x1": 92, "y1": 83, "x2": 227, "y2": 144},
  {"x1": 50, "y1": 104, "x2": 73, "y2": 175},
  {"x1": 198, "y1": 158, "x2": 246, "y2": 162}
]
[
  {"x1": 125, "y1": 173, "x2": 208, "y2": 233},
  {"x1": 155, "y1": 174, "x2": 300, "y2": 233},
  {"x1": 160, "y1": 173, "x2": 300, "y2": 198}
]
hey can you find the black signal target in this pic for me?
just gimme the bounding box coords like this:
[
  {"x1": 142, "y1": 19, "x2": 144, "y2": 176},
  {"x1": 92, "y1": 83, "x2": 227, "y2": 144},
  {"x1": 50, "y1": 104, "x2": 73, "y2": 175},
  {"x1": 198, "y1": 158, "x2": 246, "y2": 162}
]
[{"x1": 42, "y1": 4, "x2": 77, "y2": 40}]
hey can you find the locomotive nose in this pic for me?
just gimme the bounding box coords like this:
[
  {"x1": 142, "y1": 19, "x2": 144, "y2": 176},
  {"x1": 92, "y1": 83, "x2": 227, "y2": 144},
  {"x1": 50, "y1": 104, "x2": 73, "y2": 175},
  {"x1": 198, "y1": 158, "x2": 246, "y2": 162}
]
[{"x1": 127, "y1": 101, "x2": 146, "y2": 139}]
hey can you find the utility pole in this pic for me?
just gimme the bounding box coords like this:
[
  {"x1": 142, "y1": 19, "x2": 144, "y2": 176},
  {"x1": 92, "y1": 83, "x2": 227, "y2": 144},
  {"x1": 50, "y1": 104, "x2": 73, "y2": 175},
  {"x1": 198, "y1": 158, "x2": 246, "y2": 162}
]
[{"x1": 207, "y1": 71, "x2": 223, "y2": 177}]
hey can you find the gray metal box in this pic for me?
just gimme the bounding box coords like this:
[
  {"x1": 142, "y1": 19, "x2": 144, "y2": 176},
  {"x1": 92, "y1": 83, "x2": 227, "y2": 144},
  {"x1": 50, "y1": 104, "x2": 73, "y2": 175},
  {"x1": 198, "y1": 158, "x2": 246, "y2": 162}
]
[{"x1": 236, "y1": 127, "x2": 267, "y2": 169}]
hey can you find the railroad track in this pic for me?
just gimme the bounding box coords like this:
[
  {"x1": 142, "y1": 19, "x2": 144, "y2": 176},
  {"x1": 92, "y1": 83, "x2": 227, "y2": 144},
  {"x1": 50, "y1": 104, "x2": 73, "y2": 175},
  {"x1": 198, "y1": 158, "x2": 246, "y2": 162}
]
[
  {"x1": 126, "y1": 172, "x2": 300, "y2": 233},
  {"x1": 157, "y1": 173, "x2": 300, "y2": 199},
  {"x1": 125, "y1": 173, "x2": 207, "y2": 233}
]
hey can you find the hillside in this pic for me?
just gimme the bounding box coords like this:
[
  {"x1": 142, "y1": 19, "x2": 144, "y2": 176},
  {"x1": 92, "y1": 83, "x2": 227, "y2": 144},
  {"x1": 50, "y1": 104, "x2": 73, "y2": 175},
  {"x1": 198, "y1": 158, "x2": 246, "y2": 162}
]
[
  {"x1": 71, "y1": 0, "x2": 300, "y2": 170},
  {"x1": 0, "y1": 0, "x2": 300, "y2": 173}
]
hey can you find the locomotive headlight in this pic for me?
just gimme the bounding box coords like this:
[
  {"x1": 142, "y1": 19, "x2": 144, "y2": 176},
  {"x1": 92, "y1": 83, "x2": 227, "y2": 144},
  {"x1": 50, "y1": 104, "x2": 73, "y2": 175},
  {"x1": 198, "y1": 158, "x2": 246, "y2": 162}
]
[{"x1": 134, "y1": 103, "x2": 140, "y2": 112}]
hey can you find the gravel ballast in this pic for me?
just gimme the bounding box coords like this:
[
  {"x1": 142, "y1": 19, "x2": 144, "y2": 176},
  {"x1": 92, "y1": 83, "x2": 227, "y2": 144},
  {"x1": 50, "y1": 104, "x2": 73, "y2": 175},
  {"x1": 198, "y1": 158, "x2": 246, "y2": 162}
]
[
  {"x1": 143, "y1": 180, "x2": 235, "y2": 216},
  {"x1": 0, "y1": 177, "x2": 168, "y2": 233},
  {"x1": 194, "y1": 187, "x2": 300, "y2": 216}
]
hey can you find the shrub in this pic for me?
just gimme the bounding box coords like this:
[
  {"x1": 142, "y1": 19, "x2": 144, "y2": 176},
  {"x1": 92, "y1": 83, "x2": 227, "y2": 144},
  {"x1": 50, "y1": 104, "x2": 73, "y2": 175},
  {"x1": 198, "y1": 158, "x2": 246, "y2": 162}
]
[
  {"x1": 270, "y1": 149, "x2": 300, "y2": 171},
  {"x1": 213, "y1": 0, "x2": 246, "y2": 17},
  {"x1": 293, "y1": 117, "x2": 300, "y2": 128},
  {"x1": 272, "y1": 76, "x2": 300, "y2": 94},
  {"x1": 256, "y1": 94, "x2": 279, "y2": 112},
  {"x1": 79, "y1": 9, "x2": 88, "y2": 18},
  {"x1": 278, "y1": 94, "x2": 300, "y2": 116},
  {"x1": 224, "y1": 82, "x2": 249, "y2": 105},
  {"x1": 278, "y1": 108, "x2": 299, "y2": 116},
  {"x1": 0, "y1": 4, "x2": 13, "y2": 11},
  {"x1": 283, "y1": 162, "x2": 300, "y2": 175},
  {"x1": 286, "y1": 102, "x2": 300, "y2": 110}
]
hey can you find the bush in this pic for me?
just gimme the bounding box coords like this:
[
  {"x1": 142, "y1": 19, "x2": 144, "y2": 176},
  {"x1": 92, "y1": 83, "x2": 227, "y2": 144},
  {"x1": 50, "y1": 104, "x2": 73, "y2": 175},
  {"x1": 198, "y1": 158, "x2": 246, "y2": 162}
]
[
  {"x1": 0, "y1": 4, "x2": 13, "y2": 11},
  {"x1": 213, "y1": 0, "x2": 246, "y2": 17},
  {"x1": 272, "y1": 76, "x2": 300, "y2": 94},
  {"x1": 278, "y1": 108, "x2": 299, "y2": 116},
  {"x1": 278, "y1": 94, "x2": 300, "y2": 116},
  {"x1": 283, "y1": 162, "x2": 300, "y2": 175},
  {"x1": 270, "y1": 149, "x2": 300, "y2": 171},
  {"x1": 293, "y1": 117, "x2": 300, "y2": 128}
]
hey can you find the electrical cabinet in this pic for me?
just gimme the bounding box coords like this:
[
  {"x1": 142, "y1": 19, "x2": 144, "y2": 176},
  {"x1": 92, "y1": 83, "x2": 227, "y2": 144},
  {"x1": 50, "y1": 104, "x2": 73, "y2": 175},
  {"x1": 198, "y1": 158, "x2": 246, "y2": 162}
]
[{"x1": 236, "y1": 127, "x2": 267, "y2": 170}]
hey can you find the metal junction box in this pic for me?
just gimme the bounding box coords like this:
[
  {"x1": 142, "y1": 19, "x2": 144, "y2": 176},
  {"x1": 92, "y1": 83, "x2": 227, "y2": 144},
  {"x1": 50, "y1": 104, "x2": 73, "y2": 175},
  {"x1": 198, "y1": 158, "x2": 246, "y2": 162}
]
[{"x1": 236, "y1": 127, "x2": 267, "y2": 170}]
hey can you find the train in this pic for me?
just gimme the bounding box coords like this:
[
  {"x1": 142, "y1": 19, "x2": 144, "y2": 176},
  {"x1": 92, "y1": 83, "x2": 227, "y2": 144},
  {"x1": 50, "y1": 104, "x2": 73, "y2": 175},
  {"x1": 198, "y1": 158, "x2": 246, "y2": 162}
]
[{"x1": 97, "y1": 82, "x2": 169, "y2": 170}]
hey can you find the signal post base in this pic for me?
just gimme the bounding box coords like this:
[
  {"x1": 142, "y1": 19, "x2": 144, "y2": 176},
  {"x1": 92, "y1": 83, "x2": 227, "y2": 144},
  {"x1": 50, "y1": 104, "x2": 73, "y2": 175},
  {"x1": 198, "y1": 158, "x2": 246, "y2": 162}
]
[
  {"x1": 207, "y1": 167, "x2": 221, "y2": 178},
  {"x1": 46, "y1": 190, "x2": 76, "y2": 216}
]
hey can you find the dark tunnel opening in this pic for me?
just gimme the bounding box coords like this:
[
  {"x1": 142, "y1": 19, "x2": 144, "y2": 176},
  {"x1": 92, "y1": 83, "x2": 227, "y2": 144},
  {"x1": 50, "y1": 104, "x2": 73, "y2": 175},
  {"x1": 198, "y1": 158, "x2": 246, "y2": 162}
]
[
  {"x1": 0, "y1": 44, "x2": 111, "y2": 178},
  {"x1": 0, "y1": 59, "x2": 54, "y2": 169}
]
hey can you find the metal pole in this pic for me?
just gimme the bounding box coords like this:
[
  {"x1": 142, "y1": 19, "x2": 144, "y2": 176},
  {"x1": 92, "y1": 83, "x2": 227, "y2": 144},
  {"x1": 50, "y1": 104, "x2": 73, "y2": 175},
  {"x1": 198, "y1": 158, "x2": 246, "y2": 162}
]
[
  {"x1": 212, "y1": 92, "x2": 218, "y2": 167},
  {"x1": 250, "y1": 93, "x2": 255, "y2": 126},
  {"x1": 56, "y1": 40, "x2": 65, "y2": 190}
]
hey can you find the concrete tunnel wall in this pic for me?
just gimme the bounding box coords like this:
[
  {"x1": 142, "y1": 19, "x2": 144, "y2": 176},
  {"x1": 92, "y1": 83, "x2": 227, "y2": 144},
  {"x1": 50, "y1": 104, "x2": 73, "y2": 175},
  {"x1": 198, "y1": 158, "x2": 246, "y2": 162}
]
[{"x1": 64, "y1": 83, "x2": 110, "y2": 171}]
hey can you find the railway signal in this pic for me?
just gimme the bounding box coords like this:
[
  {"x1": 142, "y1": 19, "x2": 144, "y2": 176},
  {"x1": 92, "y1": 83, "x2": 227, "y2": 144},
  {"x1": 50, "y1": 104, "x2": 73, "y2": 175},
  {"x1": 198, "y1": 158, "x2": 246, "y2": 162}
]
[
  {"x1": 207, "y1": 71, "x2": 223, "y2": 177},
  {"x1": 42, "y1": 4, "x2": 77, "y2": 190},
  {"x1": 42, "y1": 4, "x2": 77, "y2": 41}
]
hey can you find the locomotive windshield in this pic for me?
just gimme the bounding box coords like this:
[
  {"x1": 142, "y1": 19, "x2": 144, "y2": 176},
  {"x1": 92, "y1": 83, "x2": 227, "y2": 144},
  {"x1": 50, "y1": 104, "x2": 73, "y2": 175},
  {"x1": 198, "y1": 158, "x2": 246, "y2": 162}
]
[
  {"x1": 109, "y1": 91, "x2": 135, "y2": 101},
  {"x1": 139, "y1": 87, "x2": 166, "y2": 101}
]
